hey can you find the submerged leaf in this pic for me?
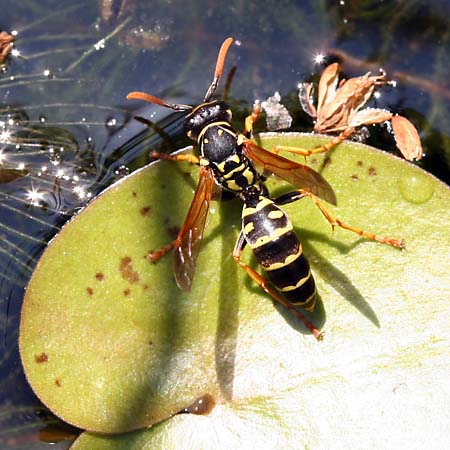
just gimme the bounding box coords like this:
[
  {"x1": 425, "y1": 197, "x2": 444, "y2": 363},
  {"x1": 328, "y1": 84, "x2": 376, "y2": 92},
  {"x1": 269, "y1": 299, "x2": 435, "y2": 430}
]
[{"x1": 0, "y1": 166, "x2": 28, "y2": 183}]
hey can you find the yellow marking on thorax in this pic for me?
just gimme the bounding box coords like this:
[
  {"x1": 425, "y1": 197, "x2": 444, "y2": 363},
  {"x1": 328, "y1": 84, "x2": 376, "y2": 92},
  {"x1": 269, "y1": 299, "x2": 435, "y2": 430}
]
[
  {"x1": 268, "y1": 210, "x2": 284, "y2": 220},
  {"x1": 250, "y1": 222, "x2": 294, "y2": 248},
  {"x1": 242, "y1": 168, "x2": 255, "y2": 184},
  {"x1": 264, "y1": 245, "x2": 303, "y2": 271},
  {"x1": 222, "y1": 164, "x2": 246, "y2": 179},
  {"x1": 236, "y1": 134, "x2": 246, "y2": 145},
  {"x1": 242, "y1": 197, "x2": 274, "y2": 217},
  {"x1": 225, "y1": 179, "x2": 242, "y2": 191},
  {"x1": 279, "y1": 270, "x2": 311, "y2": 292},
  {"x1": 216, "y1": 154, "x2": 241, "y2": 172},
  {"x1": 243, "y1": 221, "x2": 255, "y2": 234},
  {"x1": 197, "y1": 121, "x2": 234, "y2": 143}
]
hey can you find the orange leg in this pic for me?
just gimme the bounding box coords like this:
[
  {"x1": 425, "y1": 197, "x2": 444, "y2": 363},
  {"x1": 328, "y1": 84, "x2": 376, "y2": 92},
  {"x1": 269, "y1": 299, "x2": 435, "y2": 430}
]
[
  {"x1": 150, "y1": 150, "x2": 200, "y2": 165},
  {"x1": 297, "y1": 189, "x2": 405, "y2": 249},
  {"x1": 233, "y1": 233, "x2": 323, "y2": 340},
  {"x1": 146, "y1": 241, "x2": 175, "y2": 263},
  {"x1": 273, "y1": 127, "x2": 355, "y2": 157},
  {"x1": 244, "y1": 101, "x2": 262, "y2": 138}
]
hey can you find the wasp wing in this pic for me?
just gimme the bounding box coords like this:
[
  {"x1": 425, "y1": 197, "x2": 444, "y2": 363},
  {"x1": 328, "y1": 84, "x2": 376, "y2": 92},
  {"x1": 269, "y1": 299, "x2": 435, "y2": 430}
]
[
  {"x1": 173, "y1": 166, "x2": 215, "y2": 291},
  {"x1": 243, "y1": 140, "x2": 337, "y2": 205}
]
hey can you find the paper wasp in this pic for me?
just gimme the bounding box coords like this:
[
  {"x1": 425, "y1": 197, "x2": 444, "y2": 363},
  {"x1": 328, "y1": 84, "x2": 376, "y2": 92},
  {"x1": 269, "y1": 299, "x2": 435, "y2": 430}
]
[{"x1": 127, "y1": 37, "x2": 404, "y2": 339}]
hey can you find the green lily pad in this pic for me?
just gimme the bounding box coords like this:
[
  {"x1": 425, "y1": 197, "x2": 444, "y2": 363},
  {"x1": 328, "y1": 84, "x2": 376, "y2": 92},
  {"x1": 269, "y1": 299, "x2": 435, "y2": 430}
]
[{"x1": 20, "y1": 133, "x2": 450, "y2": 448}]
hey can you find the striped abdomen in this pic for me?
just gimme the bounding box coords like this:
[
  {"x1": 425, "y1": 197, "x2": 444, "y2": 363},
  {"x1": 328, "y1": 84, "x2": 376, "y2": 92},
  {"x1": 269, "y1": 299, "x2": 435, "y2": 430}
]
[{"x1": 242, "y1": 196, "x2": 316, "y2": 311}]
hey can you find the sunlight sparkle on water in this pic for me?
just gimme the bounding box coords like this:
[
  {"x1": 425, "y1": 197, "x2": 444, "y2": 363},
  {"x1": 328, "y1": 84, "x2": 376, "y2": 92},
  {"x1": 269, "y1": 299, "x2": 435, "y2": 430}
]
[
  {"x1": 313, "y1": 51, "x2": 326, "y2": 65},
  {"x1": 0, "y1": 129, "x2": 11, "y2": 142},
  {"x1": 26, "y1": 187, "x2": 45, "y2": 205},
  {"x1": 94, "y1": 39, "x2": 106, "y2": 50}
]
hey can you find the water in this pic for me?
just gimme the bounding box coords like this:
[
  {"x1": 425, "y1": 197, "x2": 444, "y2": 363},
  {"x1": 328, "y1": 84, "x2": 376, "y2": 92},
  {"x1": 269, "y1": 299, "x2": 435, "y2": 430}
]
[{"x1": 0, "y1": 0, "x2": 449, "y2": 447}]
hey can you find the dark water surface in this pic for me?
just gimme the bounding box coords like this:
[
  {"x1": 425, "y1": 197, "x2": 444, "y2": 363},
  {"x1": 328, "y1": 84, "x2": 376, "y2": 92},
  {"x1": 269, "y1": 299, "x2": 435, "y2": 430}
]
[{"x1": 0, "y1": 1, "x2": 449, "y2": 447}]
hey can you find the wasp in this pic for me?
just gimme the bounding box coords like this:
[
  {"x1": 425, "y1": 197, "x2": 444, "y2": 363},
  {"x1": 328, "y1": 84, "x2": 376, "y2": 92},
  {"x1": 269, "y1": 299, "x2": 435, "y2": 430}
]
[{"x1": 127, "y1": 37, "x2": 404, "y2": 339}]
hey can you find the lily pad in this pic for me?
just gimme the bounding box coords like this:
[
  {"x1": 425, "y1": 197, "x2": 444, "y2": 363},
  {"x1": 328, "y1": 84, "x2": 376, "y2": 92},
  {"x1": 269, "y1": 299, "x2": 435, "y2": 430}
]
[{"x1": 20, "y1": 133, "x2": 450, "y2": 448}]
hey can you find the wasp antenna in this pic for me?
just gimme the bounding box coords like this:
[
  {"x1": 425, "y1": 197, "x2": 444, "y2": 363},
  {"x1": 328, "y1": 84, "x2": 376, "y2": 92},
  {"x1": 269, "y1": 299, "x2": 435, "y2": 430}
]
[
  {"x1": 204, "y1": 37, "x2": 234, "y2": 102},
  {"x1": 127, "y1": 91, "x2": 191, "y2": 111}
]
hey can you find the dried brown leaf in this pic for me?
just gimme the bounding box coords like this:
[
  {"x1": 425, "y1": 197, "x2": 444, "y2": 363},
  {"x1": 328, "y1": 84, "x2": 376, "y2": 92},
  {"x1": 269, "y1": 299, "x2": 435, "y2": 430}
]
[
  {"x1": 315, "y1": 70, "x2": 387, "y2": 133},
  {"x1": 349, "y1": 108, "x2": 393, "y2": 128},
  {"x1": 391, "y1": 115, "x2": 423, "y2": 161},
  {"x1": 317, "y1": 63, "x2": 339, "y2": 113},
  {"x1": 0, "y1": 31, "x2": 14, "y2": 64}
]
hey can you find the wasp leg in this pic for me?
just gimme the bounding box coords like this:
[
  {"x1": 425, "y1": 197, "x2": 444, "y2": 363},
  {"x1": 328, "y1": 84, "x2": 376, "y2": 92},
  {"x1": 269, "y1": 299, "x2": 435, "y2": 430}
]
[
  {"x1": 273, "y1": 126, "x2": 355, "y2": 157},
  {"x1": 243, "y1": 101, "x2": 262, "y2": 138},
  {"x1": 293, "y1": 189, "x2": 405, "y2": 249},
  {"x1": 150, "y1": 150, "x2": 200, "y2": 165},
  {"x1": 274, "y1": 191, "x2": 308, "y2": 206},
  {"x1": 146, "y1": 241, "x2": 176, "y2": 263},
  {"x1": 233, "y1": 231, "x2": 324, "y2": 340}
]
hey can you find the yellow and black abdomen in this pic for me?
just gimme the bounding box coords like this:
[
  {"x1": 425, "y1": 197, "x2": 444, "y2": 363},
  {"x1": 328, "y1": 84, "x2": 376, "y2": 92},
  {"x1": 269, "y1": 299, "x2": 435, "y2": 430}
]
[{"x1": 242, "y1": 196, "x2": 316, "y2": 311}]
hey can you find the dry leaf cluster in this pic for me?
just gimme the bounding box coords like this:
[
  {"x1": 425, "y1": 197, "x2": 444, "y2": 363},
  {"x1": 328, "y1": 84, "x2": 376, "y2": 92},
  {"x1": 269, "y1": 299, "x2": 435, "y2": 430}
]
[{"x1": 299, "y1": 63, "x2": 423, "y2": 161}]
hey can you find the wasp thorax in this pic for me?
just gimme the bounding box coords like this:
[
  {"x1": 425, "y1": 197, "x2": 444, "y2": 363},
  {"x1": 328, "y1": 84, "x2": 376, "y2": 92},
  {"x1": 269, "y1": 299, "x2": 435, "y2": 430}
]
[{"x1": 184, "y1": 101, "x2": 232, "y2": 140}]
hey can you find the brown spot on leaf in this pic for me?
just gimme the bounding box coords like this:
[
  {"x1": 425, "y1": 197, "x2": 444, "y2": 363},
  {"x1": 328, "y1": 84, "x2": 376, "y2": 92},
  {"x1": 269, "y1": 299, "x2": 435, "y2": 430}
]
[
  {"x1": 86, "y1": 286, "x2": 94, "y2": 296},
  {"x1": 182, "y1": 393, "x2": 216, "y2": 415},
  {"x1": 351, "y1": 174, "x2": 359, "y2": 181},
  {"x1": 368, "y1": 166, "x2": 377, "y2": 176},
  {"x1": 357, "y1": 160, "x2": 363, "y2": 167},
  {"x1": 119, "y1": 256, "x2": 139, "y2": 283},
  {"x1": 35, "y1": 353, "x2": 48, "y2": 364},
  {"x1": 132, "y1": 191, "x2": 137, "y2": 197},
  {"x1": 95, "y1": 272, "x2": 104, "y2": 281},
  {"x1": 55, "y1": 379, "x2": 61, "y2": 387},
  {"x1": 323, "y1": 155, "x2": 332, "y2": 168},
  {"x1": 123, "y1": 288, "x2": 131, "y2": 297},
  {"x1": 140, "y1": 206, "x2": 151, "y2": 216}
]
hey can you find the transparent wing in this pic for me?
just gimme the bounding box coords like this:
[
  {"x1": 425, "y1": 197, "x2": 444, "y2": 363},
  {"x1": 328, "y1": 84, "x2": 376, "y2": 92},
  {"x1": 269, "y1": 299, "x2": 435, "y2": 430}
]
[
  {"x1": 173, "y1": 166, "x2": 215, "y2": 291},
  {"x1": 243, "y1": 140, "x2": 337, "y2": 205}
]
